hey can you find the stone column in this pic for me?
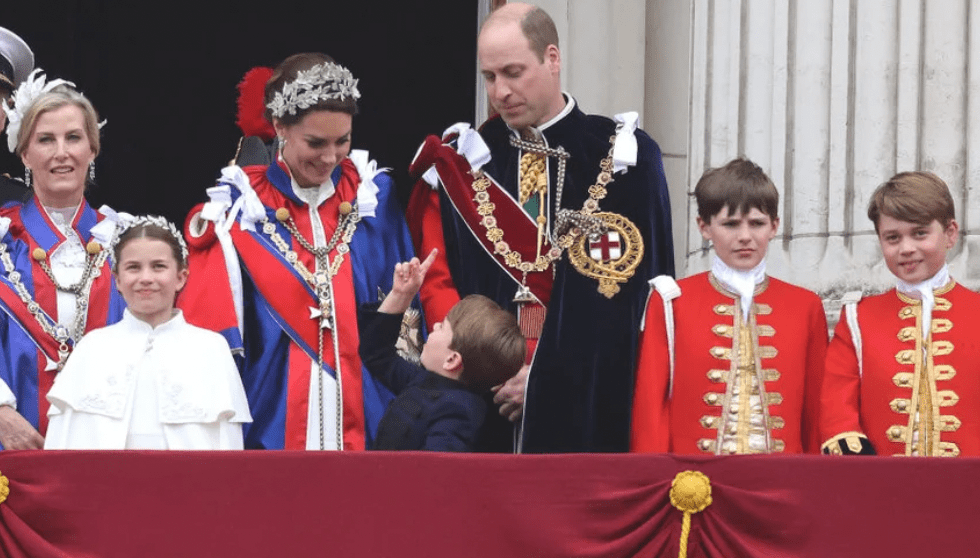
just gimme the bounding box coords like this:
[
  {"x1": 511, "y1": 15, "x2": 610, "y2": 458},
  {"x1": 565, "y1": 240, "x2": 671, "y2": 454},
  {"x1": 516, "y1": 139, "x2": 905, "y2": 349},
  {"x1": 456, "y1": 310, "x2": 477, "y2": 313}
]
[
  {"x1": 670, "y1": 0, "x2": 980, "y2": 323},
  {"x1": 488, "y1": 1, "x2": 978, "y2": 326}
]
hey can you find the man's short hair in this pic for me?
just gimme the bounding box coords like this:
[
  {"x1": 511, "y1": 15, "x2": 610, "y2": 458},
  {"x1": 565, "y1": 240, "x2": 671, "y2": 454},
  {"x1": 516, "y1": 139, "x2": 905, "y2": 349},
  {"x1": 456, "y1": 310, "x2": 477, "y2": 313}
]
[
  {"x1": 520, "y1": 7, "x2": 559, "y2": 61},
  {"x1": 694, "y1": 158, "x2": 779, "y2": 223},
  {"x1": 482, "y1": 5, "x2": 559, "y2": 62},
  {"x1": 867, "y1": 171, "x2": 956, "y2": 233},
  {"x1": 446, "y1": 295, "x2": 525, "y2": 392}
]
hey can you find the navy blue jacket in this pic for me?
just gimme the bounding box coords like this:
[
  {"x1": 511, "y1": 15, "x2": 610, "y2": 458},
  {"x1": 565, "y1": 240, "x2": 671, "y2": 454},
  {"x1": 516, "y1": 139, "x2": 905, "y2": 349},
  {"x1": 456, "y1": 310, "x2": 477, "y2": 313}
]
[{"x1": 358, "y1": 305, "x2": 486, "y2": 451}]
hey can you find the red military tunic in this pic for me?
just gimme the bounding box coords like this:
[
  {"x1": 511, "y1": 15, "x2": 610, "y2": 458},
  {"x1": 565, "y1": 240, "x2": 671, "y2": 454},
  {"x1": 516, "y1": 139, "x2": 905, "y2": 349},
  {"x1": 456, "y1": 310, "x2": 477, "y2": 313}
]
[
  {"x1": 631, "y1": 272, "x2": 827, "y2": 455},
  {"x1": 821, "y1": 282, "x2": 980, "y2": 457}
]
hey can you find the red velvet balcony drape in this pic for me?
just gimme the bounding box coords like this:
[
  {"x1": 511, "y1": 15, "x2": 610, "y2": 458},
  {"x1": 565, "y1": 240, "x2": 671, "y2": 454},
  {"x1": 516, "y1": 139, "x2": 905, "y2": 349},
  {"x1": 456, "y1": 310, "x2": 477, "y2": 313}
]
[{"x1": 0, "y1": 451, "x2": 975, "y2": 557}]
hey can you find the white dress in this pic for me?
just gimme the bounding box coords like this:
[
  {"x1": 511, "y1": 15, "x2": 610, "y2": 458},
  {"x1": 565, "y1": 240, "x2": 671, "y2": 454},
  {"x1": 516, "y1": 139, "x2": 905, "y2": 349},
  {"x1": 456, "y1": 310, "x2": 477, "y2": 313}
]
[{"x1": 44, "y1": 309, "x2": 252, "y2": 450}]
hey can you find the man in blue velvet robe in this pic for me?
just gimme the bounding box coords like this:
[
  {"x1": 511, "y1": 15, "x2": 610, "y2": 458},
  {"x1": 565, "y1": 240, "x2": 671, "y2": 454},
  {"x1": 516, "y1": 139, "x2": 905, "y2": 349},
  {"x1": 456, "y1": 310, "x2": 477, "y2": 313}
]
[{"x1": 407, "y1": 2, "x2": 674, "y2": 452}]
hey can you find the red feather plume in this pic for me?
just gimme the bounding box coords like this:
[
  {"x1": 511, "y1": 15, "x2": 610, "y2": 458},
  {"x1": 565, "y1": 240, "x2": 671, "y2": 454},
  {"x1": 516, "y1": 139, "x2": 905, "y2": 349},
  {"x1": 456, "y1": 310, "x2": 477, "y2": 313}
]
[{"x1": 235, "y1": 67, "x2": 276, "y2": 141}]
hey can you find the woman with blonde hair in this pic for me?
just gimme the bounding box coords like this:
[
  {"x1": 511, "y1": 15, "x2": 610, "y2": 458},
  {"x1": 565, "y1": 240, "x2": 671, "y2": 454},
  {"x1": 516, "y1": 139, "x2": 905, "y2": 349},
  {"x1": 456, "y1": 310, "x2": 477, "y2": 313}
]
[{"x1": 0, "y1": 70, "x2": 125, "y2": 448}]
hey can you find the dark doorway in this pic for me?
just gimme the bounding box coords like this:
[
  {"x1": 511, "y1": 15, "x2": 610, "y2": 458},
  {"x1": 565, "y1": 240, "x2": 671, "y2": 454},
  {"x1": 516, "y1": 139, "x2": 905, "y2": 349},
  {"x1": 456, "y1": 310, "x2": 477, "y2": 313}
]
[{"x1": 1, "y1": 1, "x2": 477, "y2": 223}]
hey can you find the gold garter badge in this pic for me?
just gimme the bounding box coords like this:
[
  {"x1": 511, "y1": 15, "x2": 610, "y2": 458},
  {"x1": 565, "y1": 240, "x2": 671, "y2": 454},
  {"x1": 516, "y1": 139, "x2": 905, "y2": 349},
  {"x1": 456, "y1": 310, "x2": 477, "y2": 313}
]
[
  {"x1": 483, "y1": 133, "x2": 645, "y2": 298},
  {"x1": 567, "y1": 211, "x2": 643, "y2": 298}
]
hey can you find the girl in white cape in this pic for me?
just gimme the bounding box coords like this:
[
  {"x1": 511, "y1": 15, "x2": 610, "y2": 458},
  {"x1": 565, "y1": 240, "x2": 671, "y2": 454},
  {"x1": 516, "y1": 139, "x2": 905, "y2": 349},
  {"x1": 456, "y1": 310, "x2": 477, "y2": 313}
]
[{"x1": 45, "y1": 216, "x2": 251, "y2": 449}]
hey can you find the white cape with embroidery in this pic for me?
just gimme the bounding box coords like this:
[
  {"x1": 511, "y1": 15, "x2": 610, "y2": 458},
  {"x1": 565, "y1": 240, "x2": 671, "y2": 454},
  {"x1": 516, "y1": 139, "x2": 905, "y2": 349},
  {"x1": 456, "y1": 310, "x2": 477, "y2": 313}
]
[{"x1": 44, "y1": 310, "x2": 251, "y2": 450}]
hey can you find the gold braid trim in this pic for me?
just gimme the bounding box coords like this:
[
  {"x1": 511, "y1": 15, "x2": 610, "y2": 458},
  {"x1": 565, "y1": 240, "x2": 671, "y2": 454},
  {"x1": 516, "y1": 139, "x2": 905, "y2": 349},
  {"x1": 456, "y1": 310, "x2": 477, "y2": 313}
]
[
  {"x1": 821, "y1": 431, "x2": 869, "y2": 455},
  {"x1": 518, "y1": 151, "x2": 547, "y2": 204}
]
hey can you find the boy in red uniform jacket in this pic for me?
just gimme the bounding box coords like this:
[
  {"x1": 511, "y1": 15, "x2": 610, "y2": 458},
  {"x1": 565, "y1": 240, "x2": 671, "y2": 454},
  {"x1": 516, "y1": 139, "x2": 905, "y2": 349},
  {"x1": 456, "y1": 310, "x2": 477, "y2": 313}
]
[
  {"x1": 820, "y1": 171, "x2": 979, "y2": 457},
  {"x1": 631, "y1": 158, "x2": 827, "y2": 455}
]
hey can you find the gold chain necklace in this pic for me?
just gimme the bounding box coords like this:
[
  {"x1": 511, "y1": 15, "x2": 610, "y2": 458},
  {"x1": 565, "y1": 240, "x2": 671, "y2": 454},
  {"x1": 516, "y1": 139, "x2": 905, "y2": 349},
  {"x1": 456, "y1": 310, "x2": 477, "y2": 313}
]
[
  {"x1": 472, "y1": 134, "x2": 618, "y2": 275},
  {"x1": 262, "y1": 201, "x2": 360, "y2": 313},
  {"x1": 260, "y1": 200, "x2": 360, "y2": 450},
  {"x1": 0, "y1": 240, "x2": 107, "y2": 368}
]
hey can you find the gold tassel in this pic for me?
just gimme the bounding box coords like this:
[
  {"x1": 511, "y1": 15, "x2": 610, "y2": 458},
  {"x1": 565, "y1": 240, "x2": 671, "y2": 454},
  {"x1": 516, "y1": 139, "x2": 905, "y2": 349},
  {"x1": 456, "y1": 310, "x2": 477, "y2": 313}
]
[
  {"x1": 0, "y1": 471, "x2": 10, "y2": 504},
  {"x1": 670, "y1": 471, "x2": 712, "y2": 558}
]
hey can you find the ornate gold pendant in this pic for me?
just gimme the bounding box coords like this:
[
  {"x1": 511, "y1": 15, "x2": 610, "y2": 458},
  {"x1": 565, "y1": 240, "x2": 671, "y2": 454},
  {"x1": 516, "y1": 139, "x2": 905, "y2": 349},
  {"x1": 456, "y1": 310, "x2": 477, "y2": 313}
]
[{"x1": 567, "y1": 212, "x2": 644, "y2": 298}]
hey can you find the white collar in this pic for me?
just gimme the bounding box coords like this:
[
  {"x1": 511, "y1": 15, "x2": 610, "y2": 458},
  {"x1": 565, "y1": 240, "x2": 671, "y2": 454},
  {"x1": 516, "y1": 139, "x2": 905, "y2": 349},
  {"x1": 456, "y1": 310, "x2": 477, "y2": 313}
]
[
  {"x1": 290, "y1": 174, "x2": 335, "y2": 208},
  {"x1": 896, "y1": 264, "x2": 951, "y2": 339},
  {"x1": 278, "y1": 151, "x2": 337, "y2": 207},
  {"x1": 711, "y1": 256, "x2": 766, "y2": 318},
  {"x1": 44, "y1": 204, "x2": 81, "y2": 233},
  {"x1": 895, "y1": 264, "x2": 950, "y2": 300},
  {"x1": 122, "y1": 308, "x2": 185, "y2": 333},
  {"x1": 507, "y1": 93, "x2": 575, "y2": 137}
]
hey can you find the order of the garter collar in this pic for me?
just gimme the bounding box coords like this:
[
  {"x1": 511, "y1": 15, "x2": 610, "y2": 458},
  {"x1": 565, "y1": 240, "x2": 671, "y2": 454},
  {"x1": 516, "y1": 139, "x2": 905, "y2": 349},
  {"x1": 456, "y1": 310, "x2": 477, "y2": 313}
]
[{"x1": 266, "y1": 62, "x2": 361, "y2": 119}]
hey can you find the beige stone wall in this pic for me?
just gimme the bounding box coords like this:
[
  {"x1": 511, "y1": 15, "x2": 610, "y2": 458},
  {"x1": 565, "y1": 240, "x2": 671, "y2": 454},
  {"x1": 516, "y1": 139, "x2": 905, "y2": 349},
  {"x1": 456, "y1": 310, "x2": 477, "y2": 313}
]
[{"x1": 488, "y1": 1, "x2": 980, "y2": 328}]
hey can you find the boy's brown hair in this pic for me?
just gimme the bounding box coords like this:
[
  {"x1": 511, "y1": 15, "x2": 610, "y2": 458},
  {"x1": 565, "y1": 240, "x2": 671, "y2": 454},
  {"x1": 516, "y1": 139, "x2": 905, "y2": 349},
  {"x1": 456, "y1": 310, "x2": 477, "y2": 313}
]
[
  {"x1": 446, "y1": 295, "x2": 526, "y2": 392},
  {"x1": 694, "y1": 158, "x2": 779, "y2": 223},
  {"x1": 867, "y1": 171, "x2": 956, "y2": 233}
]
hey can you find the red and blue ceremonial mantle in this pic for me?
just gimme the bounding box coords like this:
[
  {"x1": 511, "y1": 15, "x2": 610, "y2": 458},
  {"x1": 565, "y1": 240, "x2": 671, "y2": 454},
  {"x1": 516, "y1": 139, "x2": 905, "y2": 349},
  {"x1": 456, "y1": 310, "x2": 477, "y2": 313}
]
[
  {"x1": 0, "y1": 198, "x2": 124, "y2": 441},
  {"x1": 182, "y1": 155, "x2": 417, "y2": 450}
]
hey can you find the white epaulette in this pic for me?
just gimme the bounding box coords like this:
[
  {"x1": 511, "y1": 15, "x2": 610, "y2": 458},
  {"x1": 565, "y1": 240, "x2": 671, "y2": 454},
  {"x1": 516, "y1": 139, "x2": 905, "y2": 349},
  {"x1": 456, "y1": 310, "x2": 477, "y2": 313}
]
[
  {"x1": 841, "y1": 290, "x2": 864, "y2": 378},
  {"x1": 642, "y1": 275, "x2": 681, "y2": 398}
]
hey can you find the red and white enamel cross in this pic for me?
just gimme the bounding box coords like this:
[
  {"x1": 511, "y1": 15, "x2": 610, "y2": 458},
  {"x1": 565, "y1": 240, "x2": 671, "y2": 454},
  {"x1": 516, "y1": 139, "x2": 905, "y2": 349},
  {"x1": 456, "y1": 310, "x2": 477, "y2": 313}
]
[{"x1": 589, "y1": 232, "x2": 622, "y2": 262}]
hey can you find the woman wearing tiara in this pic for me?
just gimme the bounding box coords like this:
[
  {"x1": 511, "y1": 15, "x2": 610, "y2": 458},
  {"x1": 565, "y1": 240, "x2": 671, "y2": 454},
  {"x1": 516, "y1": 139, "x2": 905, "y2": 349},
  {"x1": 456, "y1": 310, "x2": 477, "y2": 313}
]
[
  {"x1": 181, "y1": 53, "x2": 419, "y2": 450},
  {"x1": 45, "y1": 217, "x2": 250, "y2": 450},
  {"x1": 0, "y1": 70, "x2": 125, "y2": 449}
]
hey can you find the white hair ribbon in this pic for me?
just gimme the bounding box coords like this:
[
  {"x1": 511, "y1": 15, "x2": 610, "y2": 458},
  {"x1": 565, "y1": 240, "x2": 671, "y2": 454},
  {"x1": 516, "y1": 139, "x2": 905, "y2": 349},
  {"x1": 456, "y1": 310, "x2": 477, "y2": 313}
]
[{"x1": 91, "y1": 205, "x2": 134, "y2": 248}]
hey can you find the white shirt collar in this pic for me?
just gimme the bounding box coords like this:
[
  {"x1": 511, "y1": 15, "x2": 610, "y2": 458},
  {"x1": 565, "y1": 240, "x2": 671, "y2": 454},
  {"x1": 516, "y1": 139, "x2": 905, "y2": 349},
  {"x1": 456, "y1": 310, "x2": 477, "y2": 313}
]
[
  {"x1": 711, "y1": 256, "x2": 767, "y2": 319},
  {"x1": 895, "y1": 264, "x2": 950, "y2": 299},
  {"x1": 278, "y1": 151, "x2": 336, "y2": 207},
  {"x1": 506, "y1": 93, "x2": 575, "y2": 138},
  {"x1": 290, "y1": 174, "x2": 335, "y2": 208},
  {"x1": 896, "y1": 264, "x2": 951, "y2": 339},
  {"x1": 44, "y1": 204, "x2": 81, "y2": 234},
  {"x1": 122, "y1": 308, "x2": 185, "y2": 333}
]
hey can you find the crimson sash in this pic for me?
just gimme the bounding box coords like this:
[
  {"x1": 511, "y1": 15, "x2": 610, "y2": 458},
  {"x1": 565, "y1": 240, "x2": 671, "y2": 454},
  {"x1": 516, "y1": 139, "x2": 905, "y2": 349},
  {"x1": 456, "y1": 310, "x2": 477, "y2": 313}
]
[{"x1": 411, "y1": 136, "x2": 554, "y2": 307}]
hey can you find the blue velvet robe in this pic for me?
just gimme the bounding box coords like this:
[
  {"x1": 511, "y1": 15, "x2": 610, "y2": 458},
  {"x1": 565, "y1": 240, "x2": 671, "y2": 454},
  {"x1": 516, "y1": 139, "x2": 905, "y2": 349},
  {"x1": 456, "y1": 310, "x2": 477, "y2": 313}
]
[{"x1": 433, "y1": 103, "x2": 674, "y2": 452}]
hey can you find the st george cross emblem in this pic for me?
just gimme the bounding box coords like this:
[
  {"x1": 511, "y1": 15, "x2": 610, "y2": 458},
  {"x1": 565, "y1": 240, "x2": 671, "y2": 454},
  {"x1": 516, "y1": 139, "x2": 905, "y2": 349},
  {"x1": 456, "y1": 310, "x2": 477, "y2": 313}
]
[
  {"x1": 589, "y1": 232, "x2": 622, "y2": 262},
  {"x1": 567, "y1": 212, "x2": 644, "y2": 298}
]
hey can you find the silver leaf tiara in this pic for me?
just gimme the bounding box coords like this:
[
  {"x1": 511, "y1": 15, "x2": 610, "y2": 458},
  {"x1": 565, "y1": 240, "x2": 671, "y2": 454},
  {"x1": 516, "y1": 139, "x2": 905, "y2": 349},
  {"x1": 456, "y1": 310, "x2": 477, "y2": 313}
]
[
  {"x1": 111, "y1": 215, "x2": 188, "y2": 265},
  {"x1": 265, "y1": 61, "x2": 360, "y2": 119}
]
